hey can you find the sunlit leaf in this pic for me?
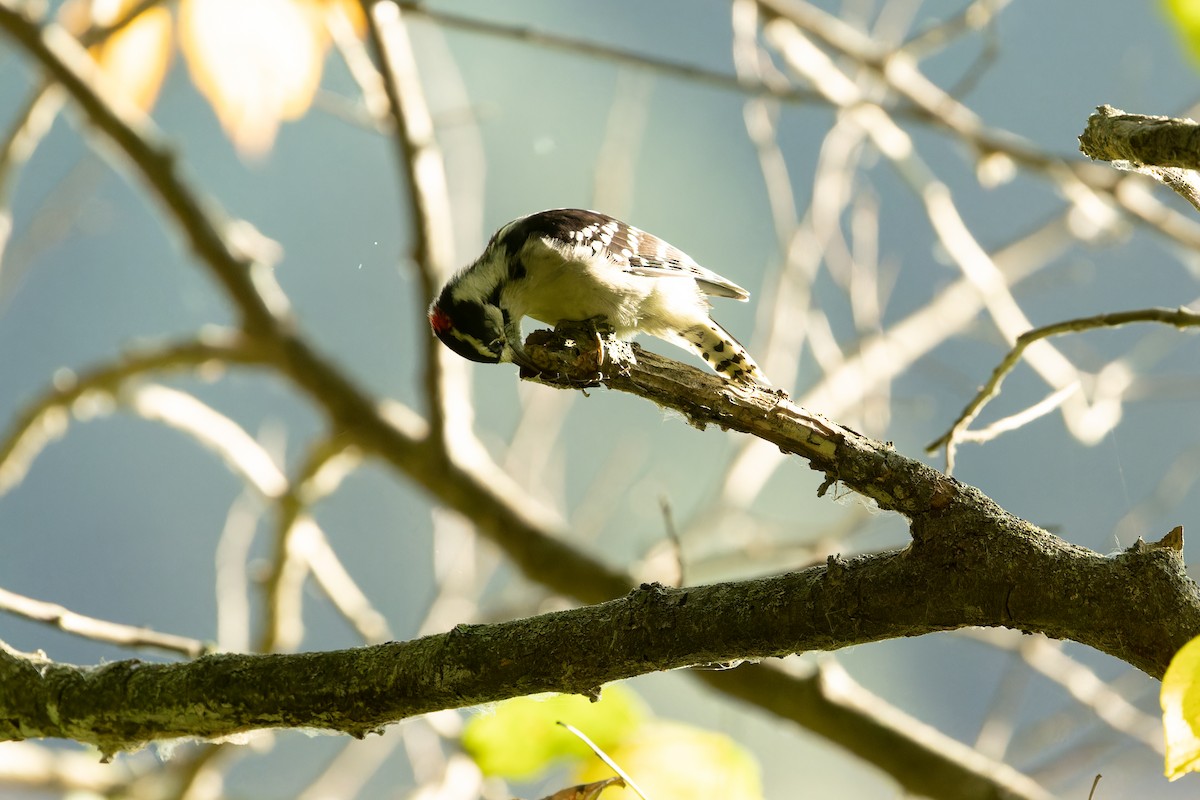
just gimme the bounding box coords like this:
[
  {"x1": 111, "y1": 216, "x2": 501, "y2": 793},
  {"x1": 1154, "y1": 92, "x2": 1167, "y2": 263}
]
[
  {"x1": 1163, "y1": 0, "x2": 1200, "y2": 67},
  {"x1": 95, "y1": 7, "x2": 173, "y2": 112},
  {"x1": 178, "y1": 0, "x2": 328, "y2": 157},
  {"x1": 462, "y1": 687, "x2": 646, "y2": 780},
  {"x1": 327, "y1": 0, "x2": 365, "y2": 35},
  {"x1": 575, "y1": 721, "x2": 763, "y2": 800},
  {"x1": 59, "y1": 0, "x2": 173, "y2": 112},
  {"x1": 1162, "y1": 633, "x2": 1200, "y2": 779}
]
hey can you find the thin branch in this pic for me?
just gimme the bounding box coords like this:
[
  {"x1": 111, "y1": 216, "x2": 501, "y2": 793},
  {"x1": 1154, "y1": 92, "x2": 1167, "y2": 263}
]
[
  {"x1": 900, "y1": 0, "x2": 1011, "y2": 60},
  {"x1": 390, "y1": 0, "x2": 821, "y2": 106},
  {"x1": 257, "y1": 439, "x2": 389, "y2": 653},
  {"x1": 760, "y1": 0, "x2": 1200, "y2": 252},
  {"x1": 953, "y1": 383, "x2": 1079, "y2": 445},
  {"x1": 0, "y1": 333, "x2": 267, "y2": 496},
  {"x1": 963, "y1": 629, "x2": 1162, "y2": 753},
  {"x1": 927, "y1": 307, "x2": 1200, "y2": 459},
  {"x1": 701, "y1": 659, "x2": 1055, "y2": 800},
  {"x1": 359, "y1": 0, "x2": 456, "y2": 437},
  {"x1": 214, "y1": 491, "x2": 263, "y2": 653},
  {"x1": 0, "y1": 84, "x2": 65, "y2": 288},
  {"x1": 304, "y1": 522, "x2": 394, "y2": 644},
  {"x1": 0, "y1": 586, "x2": 209, "y2": 658},
  {"x1": 125, "y1": 384, "x2": 289, "y2": 499},
  {"x1": 0, "y1": 3, "x2": 283, "y2": 335},
  {"x1": 258, "y1": 438, "x2": 344, "y2": 653}
]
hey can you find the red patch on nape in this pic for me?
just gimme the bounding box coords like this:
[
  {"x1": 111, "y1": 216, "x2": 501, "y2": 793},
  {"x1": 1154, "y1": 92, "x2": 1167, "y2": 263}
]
[{"x1": 429, "y1": 305, "x2": 453, "y2": 334}]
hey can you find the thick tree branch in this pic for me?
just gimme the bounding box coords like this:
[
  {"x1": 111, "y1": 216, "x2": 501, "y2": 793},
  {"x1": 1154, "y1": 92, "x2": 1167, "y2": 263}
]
[
  {"x1": 1080, "y1": 105, "x2": 1200, "y2": 171},
  {"x1": 526, "y1": 334, "x2": 1200, "y2": 677},
  {"x1": 1079, "y1": 105, "x2": 1200, "y2": 213},
  {"x1": 0, "y1": 509, "x2": 1182, "y2": 792}
]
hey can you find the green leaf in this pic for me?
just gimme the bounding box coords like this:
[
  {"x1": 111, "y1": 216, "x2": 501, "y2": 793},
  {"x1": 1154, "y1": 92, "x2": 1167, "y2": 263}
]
[
  {"x1": 574, "y1": 721, "x2": 763, "y2": 800},
  {"x1": 1162, "y1": 634, "x2": 1200, "y2": 779},
  {"x1": 462, "y1": 686, "x2": 646, "y2": 779},
  {"x1": 1163, "y1": 0, "x2": 1200, "y2": 66}
]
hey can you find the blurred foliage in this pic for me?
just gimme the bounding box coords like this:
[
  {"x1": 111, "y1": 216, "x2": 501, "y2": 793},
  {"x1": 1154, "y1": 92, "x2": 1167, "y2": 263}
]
[
  {"x1": 462, "y1": 686, "x2": 646, "y2": 780},
  {"x1": 64, "y1": 0, "x2": 362, "y2": 156},
  {"x1": 574, "y1": 720, "x2": 762, "y2": 800},
  {"x1": 462, "y1": 685, "x2": 763, "y2": 799},
  {"x1": 1163, "y1": 0, "x2": 1200, "y2": 67},
  {"x1": 1163, "y1": 634, "x2": 1200, "y2": 779}
]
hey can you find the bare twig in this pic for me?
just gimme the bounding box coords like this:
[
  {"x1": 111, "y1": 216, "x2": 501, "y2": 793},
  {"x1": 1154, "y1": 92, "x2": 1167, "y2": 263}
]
[
  {"x1": 901, "y1": 0, "x2": 1011, "y2": 59},
  {"x1": 0, "y1": 586, "x2": 209, "y2": 658},
  {"x1": 214, "y1": 491, "x2": 264, "y2": 653},
  {"x1": 390, "y1": 0, "x2": 820, "y2": 106},
  {"x1": 700, "y1": 658, "x2": 1055, "y2": 800},
  {"x1": 0, "y1": 3, "x2": 283, "y2": 334},
  {"x1": 657, "y1": 495, "x2": 684, "y2": 587},
  {"x1": 760, "y1": 1, "x2": 1200, "y2": 252},
  {"x1": 257, "y1": 438, "x2": 389, "y2": 653},
  {"x1": 359, "y1": 0, "x2": 456, "y2": 437},
  {"x1": 0, "y1": 333, "x2": 266, "y2": 496},
  {"x1": 126, "y1": 384, "x2": 289, "y2": 499},
  {"x1": 963, "y1": 629, "x2": 1162, "y2": 753},
  {"x1": 0, "y1": 85, "x2": 64, "y2": 283},
  {"x1": 927, "y1": 307, "x2": 1200, "y2": 461},
  {"x1": 764, "y1": 18, "x2": 1087, "y2": 472}
]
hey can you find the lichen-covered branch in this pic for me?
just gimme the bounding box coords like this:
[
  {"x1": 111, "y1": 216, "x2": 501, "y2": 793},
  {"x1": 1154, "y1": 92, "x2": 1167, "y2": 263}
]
[
  {"x1": 1080, "y1": 105, "x2": 1200, "y2": 212},
  {"x1": 0, "y1": 506, "x2": 1186, "y2": 796},
  {"x1": 527, "y1": 335, "x2": 1200, "y2": 677},
  {"x1": 1080, "y1": 105, "x2": 1200, "y2": 171}
]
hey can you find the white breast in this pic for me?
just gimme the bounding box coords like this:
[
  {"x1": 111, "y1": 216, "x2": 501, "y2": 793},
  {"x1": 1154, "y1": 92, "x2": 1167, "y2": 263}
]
[{"x1": 505, "y1": 238, "x2": 711, "y2": 340}]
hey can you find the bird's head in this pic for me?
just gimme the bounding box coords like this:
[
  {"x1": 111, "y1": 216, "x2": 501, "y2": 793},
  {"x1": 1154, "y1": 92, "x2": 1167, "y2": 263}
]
[{"x1": 428, "y1": 294, "x2": 508, "y2": 364}]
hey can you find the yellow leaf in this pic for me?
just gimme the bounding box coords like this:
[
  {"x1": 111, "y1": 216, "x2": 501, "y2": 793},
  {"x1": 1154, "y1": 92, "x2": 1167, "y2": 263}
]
[
  {"x1": 1162, "y1": 634, "x2": 1200, "y2": 779},
  {"x1": 178, "y1": 0, "x2": 328, "y2": 157},
  {"x1": 462, "y1": 688, "x2": 646, "y2": 780},
  {"x1": 94, "y1": 6, "x2": 173, "y2": 112},
  {"x1": 575, "y1": 721, "x2": 763, "y2": 800},
  {"x1": 326, "y1": 0, "x2": 365, "y2": 35},
  {"x1": 1164, "y1": 0, "x2": 1200, "y2": 67}
]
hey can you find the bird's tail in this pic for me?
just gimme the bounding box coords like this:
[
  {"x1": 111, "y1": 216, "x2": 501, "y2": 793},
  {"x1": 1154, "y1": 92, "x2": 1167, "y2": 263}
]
[{"x1": 679, "y1": 320, "x2": 770, "y2": 386}]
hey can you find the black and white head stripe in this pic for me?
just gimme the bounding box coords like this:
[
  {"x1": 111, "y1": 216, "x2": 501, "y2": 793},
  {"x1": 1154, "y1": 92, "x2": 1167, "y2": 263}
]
[{"x1": 494, "y1": 209, "x2": 750, "y2": 300}]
